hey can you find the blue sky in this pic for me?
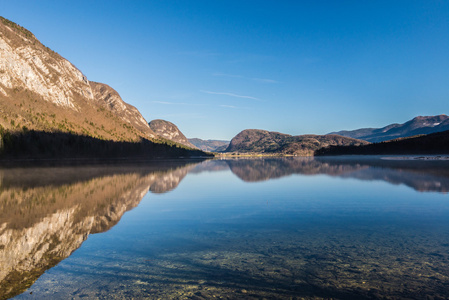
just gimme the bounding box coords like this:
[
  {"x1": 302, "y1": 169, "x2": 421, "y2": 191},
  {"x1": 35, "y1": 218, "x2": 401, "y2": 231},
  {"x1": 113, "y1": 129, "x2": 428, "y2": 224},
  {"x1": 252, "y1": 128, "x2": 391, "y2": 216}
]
[{"x1": 1, "y1": 1, "x2": 448, "y2": 140}]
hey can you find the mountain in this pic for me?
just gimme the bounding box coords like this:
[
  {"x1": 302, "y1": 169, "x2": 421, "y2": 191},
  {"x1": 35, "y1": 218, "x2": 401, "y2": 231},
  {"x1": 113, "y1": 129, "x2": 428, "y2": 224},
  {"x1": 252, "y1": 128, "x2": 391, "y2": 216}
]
[
  {"x1": 0, "y1": 18, "x2": 156, "y2": 141},
  {"x1": 330, "y1": 115, "x2": 449, "y2": 142},
  {"x1": 0, "y1": 17, "x2": 158, "y2": 142},
  {"x1": 149, "y1": 119, "x2": 197, "y2": 149},
  {"x1": 225, "y1": 129, "x2": 369, "y2": 156},
  {"x1": 188, "y1": 138, "x2": 229, "y2": 152},
  {"x1": 315, "y1": 129, "x2": 449, "y2": 156},
  {"x1": 0, "y1": 17, "x2": 211, "y2": 158}
]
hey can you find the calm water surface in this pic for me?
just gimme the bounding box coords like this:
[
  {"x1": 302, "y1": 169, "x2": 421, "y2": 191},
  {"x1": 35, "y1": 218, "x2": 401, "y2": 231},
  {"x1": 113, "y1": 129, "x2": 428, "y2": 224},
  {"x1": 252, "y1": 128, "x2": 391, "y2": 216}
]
[{"x1": 1, "y1": 157, "x2": 449, "y2": 299}]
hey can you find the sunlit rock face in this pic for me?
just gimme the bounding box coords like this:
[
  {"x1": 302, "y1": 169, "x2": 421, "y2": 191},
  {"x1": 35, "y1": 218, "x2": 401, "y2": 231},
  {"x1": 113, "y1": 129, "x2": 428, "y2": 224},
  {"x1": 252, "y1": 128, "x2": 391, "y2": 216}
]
[
  {"x1": 0, "y1": 17, "x2": 155, "y2": 141},
  {"x1": 0, "y1": 161, "x2": 202, "y2": 299},
  {"x1": 0, "y1": 24, "x2": 92, "y2": 109}
]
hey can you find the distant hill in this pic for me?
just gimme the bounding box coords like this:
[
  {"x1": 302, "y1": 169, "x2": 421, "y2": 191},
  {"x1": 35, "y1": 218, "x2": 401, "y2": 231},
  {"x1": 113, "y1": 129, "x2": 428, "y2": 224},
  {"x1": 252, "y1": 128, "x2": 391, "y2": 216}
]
[
  {"x1": 149, "y1": 119, "x2": 197, "y2": 149},
  {"x1": 188, "y1": 138, "x2": 229, "y2": 152},
  {"x1": 315, "y1": 130, "x2": 449, "y2": 156},
  {"x1": 330, "y1": 115, "x2": 449, "y2": 142},
  {"x1": 225, "y1": 129, "x2": 369, "y2": 156}
]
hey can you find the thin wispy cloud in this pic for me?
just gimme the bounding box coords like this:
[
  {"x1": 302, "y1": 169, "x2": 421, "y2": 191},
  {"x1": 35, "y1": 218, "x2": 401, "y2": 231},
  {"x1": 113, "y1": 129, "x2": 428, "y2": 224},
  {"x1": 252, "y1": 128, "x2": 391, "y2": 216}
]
[
  {"x1": 159, "y1": 113, "x2": 207, "y2": 119},
  {"x1": 224, "y1": 54, "x2": 277, "y2": 65},
  {"x1": 219, "y1": 104, "x2": 251, "y2": 110},
  {"x1": 200, "y1": 90, "x2": 261, "y2": 101},
  {"x1": 252, "y1": 78, "x2": 278, "y2": 84},
  {"x1": 177, "y1": 51, "x2": 221, "y2": 57},
  {"x1": 213, "y1": 73, "x2": 278, "y2": 84},
  {"x1": 153, "y1": 101, "x2": 178, "y2": 105},
  {"x1": 152, "y1": 101, "x2": 202, "y2": 106}
]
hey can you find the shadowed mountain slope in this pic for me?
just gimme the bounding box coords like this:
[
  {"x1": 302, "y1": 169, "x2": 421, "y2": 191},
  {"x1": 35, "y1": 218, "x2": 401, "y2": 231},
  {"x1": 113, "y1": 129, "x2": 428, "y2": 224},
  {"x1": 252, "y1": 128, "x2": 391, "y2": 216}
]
[{"x1": 315, "y1": 130, "x2": 449, "y2": 156}]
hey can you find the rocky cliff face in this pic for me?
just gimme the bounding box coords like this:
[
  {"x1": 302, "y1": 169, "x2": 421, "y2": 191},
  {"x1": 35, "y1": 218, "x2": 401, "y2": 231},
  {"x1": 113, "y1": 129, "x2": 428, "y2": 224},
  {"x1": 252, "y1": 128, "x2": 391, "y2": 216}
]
[
  {"x1": 331, "y1": 115, "x2": 449, "y2": 142},
  {"x1": 0, "y1": 17, "x2": 92, "y2": 109},
  {"x1": 226, "y1": 129, "x2": 369, "y2": 156},
  {"x1": 149, "y1": 119, "x2": 197, "y2": 149},
  {"x1": 0, "y1": 17, "x2": 155, "y2": 141}
]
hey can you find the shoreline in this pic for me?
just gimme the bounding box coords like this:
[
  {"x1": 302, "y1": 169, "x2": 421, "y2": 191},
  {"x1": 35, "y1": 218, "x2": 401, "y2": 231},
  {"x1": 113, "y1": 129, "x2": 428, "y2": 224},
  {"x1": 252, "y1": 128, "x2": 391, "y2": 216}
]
[{"x1": 382, "y1": 155, "x2": 449, "y2": 161}]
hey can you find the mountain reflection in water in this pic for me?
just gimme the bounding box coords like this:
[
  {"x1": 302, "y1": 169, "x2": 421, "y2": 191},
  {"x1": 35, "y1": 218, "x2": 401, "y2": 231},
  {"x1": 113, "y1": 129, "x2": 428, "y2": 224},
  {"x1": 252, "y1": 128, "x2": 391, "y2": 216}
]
[
  {"x1": 1, "y1": 157, "x2": 449, "y2": 299},
  {"x1": 0, "y1": 160, "x2": 201, "y2": 299},
  {"x1": 223, "y1": 156, "x2": 449, "y2": 193}
]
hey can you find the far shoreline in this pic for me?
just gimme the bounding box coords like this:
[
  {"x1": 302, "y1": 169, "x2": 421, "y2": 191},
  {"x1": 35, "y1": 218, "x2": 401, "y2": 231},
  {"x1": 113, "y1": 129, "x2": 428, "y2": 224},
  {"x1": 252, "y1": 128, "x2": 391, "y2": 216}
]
[{"x1": 381, "y1": 155, "x2": 449, "y2": 161}]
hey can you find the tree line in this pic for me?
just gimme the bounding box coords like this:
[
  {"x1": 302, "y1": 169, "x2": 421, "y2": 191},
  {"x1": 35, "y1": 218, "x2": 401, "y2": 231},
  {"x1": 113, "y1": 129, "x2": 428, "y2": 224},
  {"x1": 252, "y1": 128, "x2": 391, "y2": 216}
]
[
  {"x1": 315, "y1": 130, "x2": 449, "y2": 156},
  {"x1": 0, "y1": 127, "x2": 210, "y2": 159}
]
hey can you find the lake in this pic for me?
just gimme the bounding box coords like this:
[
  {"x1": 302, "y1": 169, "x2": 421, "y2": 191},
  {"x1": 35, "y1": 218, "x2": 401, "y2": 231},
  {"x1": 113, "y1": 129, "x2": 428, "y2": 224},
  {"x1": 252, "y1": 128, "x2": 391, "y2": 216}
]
[{"x1": 1, "y1": 156, "x2": 449, "y2": 299}]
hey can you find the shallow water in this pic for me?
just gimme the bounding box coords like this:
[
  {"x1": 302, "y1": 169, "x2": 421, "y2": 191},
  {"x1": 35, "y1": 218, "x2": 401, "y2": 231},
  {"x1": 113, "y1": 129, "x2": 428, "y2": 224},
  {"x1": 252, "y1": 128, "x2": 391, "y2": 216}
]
[{"x1": 2, "y1": 157, "x2": 449, "y2": 299}]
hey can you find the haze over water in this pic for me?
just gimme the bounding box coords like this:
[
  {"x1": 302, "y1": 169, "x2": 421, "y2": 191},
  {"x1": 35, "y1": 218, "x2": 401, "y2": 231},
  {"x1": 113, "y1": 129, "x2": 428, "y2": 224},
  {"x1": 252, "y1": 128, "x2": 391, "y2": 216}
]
[{"x1": 2, "y1": 157, "x2": 449, "y2": 299}]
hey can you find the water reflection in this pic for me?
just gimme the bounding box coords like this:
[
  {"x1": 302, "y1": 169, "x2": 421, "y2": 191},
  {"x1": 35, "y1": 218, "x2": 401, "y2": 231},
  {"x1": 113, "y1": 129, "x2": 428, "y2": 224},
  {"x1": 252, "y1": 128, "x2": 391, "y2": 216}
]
[
  {"x1": 201, "y1": 157, "x2": 449, "y2": 193},
  {"x1": 0, "y1": 160, "x2": 203, "y2": 299},
  {"x1": 1, "y1": 157, "x2": 449, "y2": 299}
]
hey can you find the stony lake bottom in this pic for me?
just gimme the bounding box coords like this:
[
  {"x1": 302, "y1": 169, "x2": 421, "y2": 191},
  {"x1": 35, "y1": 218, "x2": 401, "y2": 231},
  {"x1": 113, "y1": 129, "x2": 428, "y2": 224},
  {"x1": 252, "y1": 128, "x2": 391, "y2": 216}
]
[{"x1": 1, "y1": 156, "x2": 449, "y2": 299}]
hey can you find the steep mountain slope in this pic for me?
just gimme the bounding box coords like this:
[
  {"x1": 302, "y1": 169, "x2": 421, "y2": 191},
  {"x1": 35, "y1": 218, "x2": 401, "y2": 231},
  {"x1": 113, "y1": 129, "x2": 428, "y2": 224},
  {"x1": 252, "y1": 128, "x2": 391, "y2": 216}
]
[
  {"x1": 188, "y1": 138, "x2": 229, "y2": 152},
  {"x1": 331, "y1": 115, "x2": 449, "y2": 142},
  {"x1": 226, "y1": 129, "x2": 369, "y2": 156},
  {"x1": 149, "y1": 119, "x2": 197, "y2": 149},
  {"x1": 0, "y1": 16, "x2": 156, "y2": 142},
  {"x1": 315, "y1": 130, "x2": 449, "y2": 156}
]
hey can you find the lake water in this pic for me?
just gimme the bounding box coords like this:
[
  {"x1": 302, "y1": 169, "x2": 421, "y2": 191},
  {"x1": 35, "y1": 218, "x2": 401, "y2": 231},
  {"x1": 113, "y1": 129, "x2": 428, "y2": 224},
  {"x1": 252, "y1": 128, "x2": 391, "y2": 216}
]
[{"x1": 1, "y1": 156, "x2": 449, "y2": 299}]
